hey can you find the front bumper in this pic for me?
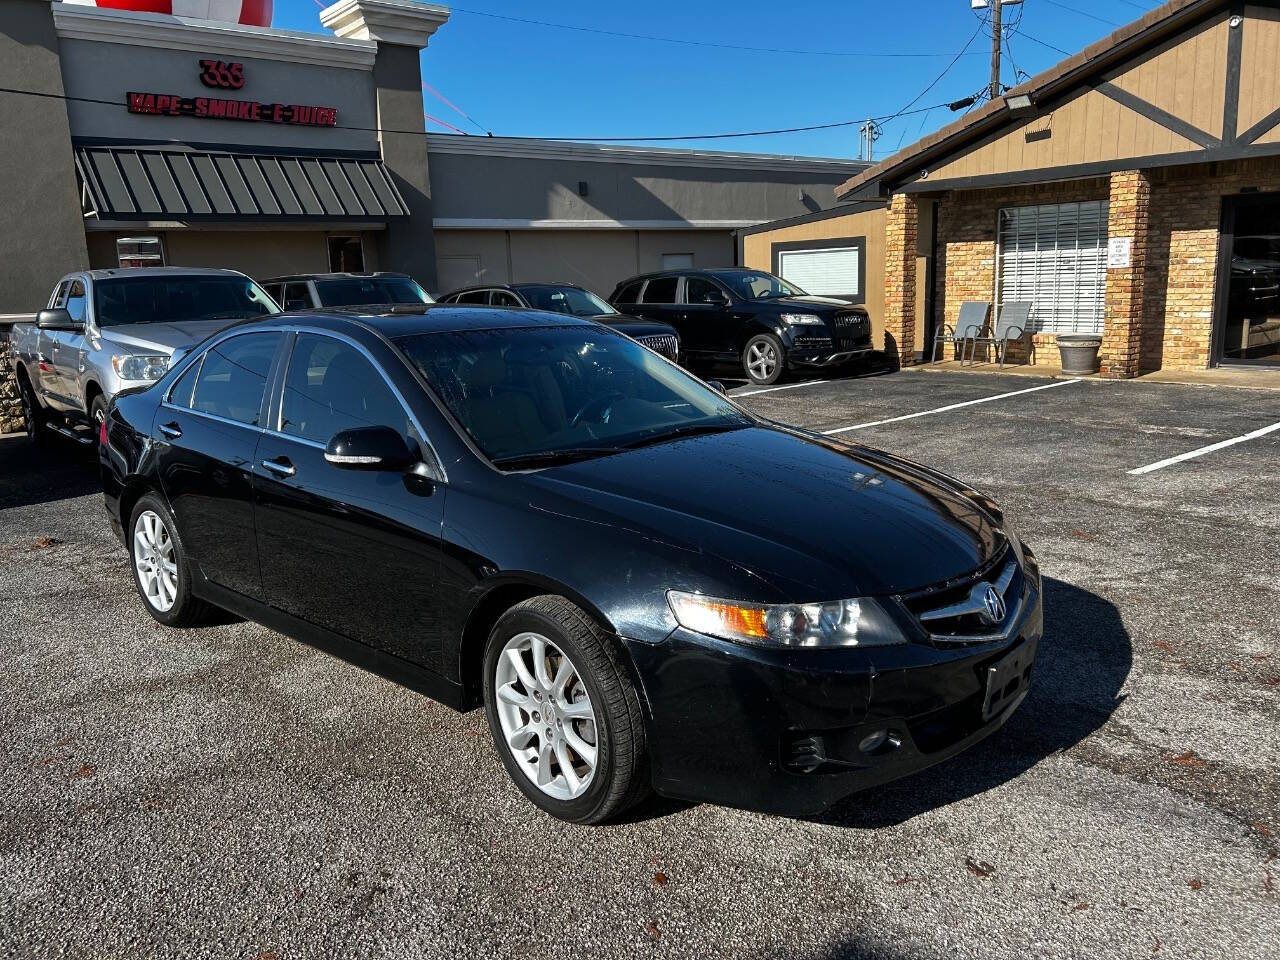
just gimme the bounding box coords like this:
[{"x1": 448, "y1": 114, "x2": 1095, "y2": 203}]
[
  {"x1": 626, "y1": 577, "x2": 1043, "y2": 817},
  {"x1": 791, "y1": 346, "x2": 874, "y2": 367}
]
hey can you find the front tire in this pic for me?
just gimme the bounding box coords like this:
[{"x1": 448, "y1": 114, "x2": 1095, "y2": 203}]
[
  {"x1": 483, "y1": 595, "x2": 649, "y2": 824},
  {"x1": 128, "y1": 493, "x2": 216, "y2": 627},
  {"x1": 743, "y1": 333, "x2": 786, "y2": 385}
]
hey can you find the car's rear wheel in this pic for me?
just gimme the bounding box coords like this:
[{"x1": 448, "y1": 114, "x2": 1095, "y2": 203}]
[
  {"x1": 483, "y1": 595, "x2": 649, "y2": 824},
  {"x1": 743, "y1": 333, "x2": 786, "y2": 385},
  {"x1": 16, "y1": 372, "x2": 49, "y2": 446},
  {"x1": 128, "y1": 493, "x2": 215, "y2": 627}
]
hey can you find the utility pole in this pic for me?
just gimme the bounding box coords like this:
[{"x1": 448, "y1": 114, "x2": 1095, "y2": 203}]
[{"x1": 989, "y1": 0, "x2": 1003, "y2": 100}]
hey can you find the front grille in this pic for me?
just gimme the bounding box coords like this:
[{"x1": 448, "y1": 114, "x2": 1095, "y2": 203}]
[
  {"x1": 638, "y1": 334, "x2": 680, "y2": 360},
  {"x1": 832, "y1": 312, "x2": 869, "y2": 333},
  {"x1": 899, "y1": 546, "x2": 1023, "y2": 644},
  {"x1": 836, "y1": 336, "x2": 870, "y2": 352}
]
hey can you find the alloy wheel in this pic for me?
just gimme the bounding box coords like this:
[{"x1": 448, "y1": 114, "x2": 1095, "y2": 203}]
[
  {"x1": 133, "y1": 510, "x2": 177, "y2": 613},
  {"x1": 747, "y1": 340, "x2": 778, "y2": 381},
  {"x1": 494, "y1": 631, "x2": 598, "y2": 801}
]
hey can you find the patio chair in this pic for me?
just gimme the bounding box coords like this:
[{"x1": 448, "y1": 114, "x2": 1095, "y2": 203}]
[
  {"x1": 964, "y1": 301, "x2": 1034, "y2": 368},
  {"x1": 932, "y1": 301, "x2": 990, "y2": 362}
]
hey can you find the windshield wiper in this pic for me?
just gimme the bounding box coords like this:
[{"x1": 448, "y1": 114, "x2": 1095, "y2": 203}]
[
  {"x1": 618, "y1": 421, "x2": 746, "y2": 451},
  {"x1": 493, "y1": 447, "x2": 623, "y2": 469}
]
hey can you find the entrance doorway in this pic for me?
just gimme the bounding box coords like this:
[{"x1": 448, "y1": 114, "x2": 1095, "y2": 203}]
[{"x1": 1216, "y1": 194, "x2": 1280, "y2": 365}]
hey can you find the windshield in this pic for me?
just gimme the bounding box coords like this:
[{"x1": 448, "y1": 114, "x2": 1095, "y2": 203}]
[
  {"x1": 397, "y1": 325, "x2": 750, "y2": 466},
  {"x1": 314, "y1": 277, "x2": 433, "y2": 307},
  {"x1": 712, "y1": 271, "x2": 804, "y2": 301},
  {"x1": 514, "y1": 285, "x2": 617, "y2": 317},
  {"x1": 94, "y1": 275, "x2": 280, "y2": 327}
]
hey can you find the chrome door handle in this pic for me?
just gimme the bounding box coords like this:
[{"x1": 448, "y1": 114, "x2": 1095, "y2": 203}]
[
  {"x1": 261, "y1": 458, "x2": 296, "y2": 478},
  {"x1": 158, "y1": 422, "x2": 182, "y2": 439}
]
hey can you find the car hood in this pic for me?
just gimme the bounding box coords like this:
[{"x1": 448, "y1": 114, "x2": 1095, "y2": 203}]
[
  {"x1": 531, "y1": 426, "x2": 1004, "y2": 599},
  {"x1": 593, "y1": 314, "x2": 678, "y2": 338},
  {"x1": 98, "y1": 319, "x2": 242, "y2": 354},
  {"x1": 767, "y1": 295, "x2": 860, "y2": 313}
]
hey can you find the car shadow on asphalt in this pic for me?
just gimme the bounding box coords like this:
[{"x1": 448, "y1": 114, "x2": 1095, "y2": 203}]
[
  {"x1": 0, "y1": 434, "x2": 100, "y2": 510},
  {"x1": 815, "y1": 577, "x2": 1131, "y2": 830}
]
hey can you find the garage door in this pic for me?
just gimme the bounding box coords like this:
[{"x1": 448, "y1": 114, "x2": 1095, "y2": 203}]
[
  {"x1": 997, "y1": 201, "x2": 1108, "y2": 335},
  {"x1": 777, "y1": 246, "x2": 861, "y2": 298}
]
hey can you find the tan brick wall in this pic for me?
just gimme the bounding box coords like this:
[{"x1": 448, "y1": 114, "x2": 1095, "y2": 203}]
[
  {"x1": 933, "y1": 179, "x2": 1108, "y2": 363},
  {"x1": 883, "y1": 194, "x2": 919, "y2": 365},
  {"x1": 1103, "y1": 170, "x2": 1152, "y2": 378}
]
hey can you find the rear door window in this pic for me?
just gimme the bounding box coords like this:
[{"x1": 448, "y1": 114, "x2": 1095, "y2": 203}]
[
  {"x1": 280, "y1": 334, "x2": 414, "y2": 446},
  {"x1": 641, "y1": 277, "x2": 678, "y2": 304},
  {"x1": 191, "y1": 332, "x2": 282, "y2": 426}
]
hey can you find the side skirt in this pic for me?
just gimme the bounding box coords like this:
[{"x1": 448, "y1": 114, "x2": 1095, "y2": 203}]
[{"x1": 193, "y1": 573, "x2": 469, "y2": 711}]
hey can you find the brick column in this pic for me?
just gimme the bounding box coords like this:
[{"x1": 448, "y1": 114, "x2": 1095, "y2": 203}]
[
  {"x1": 1101, "y1": 170, "x2": 1151, "y2": 379},
  {"x1": 883, "y1": 193, "x2": 920, "y2": 367}
]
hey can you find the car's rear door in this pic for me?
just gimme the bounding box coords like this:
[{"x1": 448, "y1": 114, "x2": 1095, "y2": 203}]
[
  {"x1": 253, "y1": 331, "x2": 447, "y2": 670},
  {"x1": 680, "y1": 275, "x2": 736, "y2": 359},
  {"x1": 632, "y1": 275, "x2": 681, "y2": 330},
  {"x1": 155, "y1": 330, "x2": 284, "y2": 600}
]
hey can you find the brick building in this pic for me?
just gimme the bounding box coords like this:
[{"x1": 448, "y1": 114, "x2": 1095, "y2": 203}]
[{"x1": 741, "y1": 0, "x2": 1280, "y2": 375}]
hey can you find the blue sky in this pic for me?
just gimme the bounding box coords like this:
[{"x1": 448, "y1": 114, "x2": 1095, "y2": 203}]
[{"x1": 273, "y1": 0, "x2": 1164, "y2": 158}]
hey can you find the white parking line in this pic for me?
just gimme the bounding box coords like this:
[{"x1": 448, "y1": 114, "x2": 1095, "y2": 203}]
[
  {"x1": 734, "y1": 379, "x2": 831, "y2": 398},
  {"x1": 821, "y1": 378, "x2": 1083, "y2": 435},
  {"x1": 1127, "y1": 420, "x2": 1280, "y2": 475}
]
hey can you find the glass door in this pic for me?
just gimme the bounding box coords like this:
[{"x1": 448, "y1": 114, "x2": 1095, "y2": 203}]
[{"x1": 1217, "y1": 195, "x2": 1280, "y2": 365}]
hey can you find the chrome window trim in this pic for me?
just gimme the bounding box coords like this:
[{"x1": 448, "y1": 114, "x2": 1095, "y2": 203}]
[
  {"x1": 275, "y1": 328, "x2": 448, "y2": 483},
  {"x1": 159, "y1": 400, "x2": 266, "y2": 434}
]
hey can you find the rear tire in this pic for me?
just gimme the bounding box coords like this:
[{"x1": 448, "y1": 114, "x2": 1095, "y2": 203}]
[
  {"x1": 743, "y1": 333, "x2": 786, "y2": 386},
  {"x1": 16, "y1": 372, "x2": 50, "y2": 446},
  {"x1": 127, "y1": 493, "x2": 217, "y2": 628},
  {"x1": 483, "y1": 595, "x2": 649, "y2": 824}
]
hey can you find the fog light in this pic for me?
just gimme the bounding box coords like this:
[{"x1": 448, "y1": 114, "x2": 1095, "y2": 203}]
[{"x1": 859, "y1": 730, "x2": 889, "y2": 753}]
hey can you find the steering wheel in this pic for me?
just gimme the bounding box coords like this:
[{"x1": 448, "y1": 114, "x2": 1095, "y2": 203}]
[{"x1": 570, "y1": 392, "x2": 625, "y2": 428}]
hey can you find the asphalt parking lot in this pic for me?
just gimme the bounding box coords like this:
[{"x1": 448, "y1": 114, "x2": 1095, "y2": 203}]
[{"x1": 2, "y1": 368, "x2": 1277, "y2": 960}]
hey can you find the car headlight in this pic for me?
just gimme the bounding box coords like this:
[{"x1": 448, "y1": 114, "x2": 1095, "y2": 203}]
[
  {"x1": 112, "y1": 354, "x2": 169, "y2": 382},
  {"x1": 667, "y1": 590, "x2": 905, "y2": 648},
  {"x1": 780, "y1": 313, "x2": 827, "y2": 326}
]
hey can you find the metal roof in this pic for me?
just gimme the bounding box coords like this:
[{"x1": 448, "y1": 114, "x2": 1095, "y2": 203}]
[{"x1": 75, "y1": 144, "x2": 410, "y2": 221}]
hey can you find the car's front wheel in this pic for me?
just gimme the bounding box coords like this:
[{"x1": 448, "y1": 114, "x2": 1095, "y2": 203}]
[
  {"x1": 128, "y1": 493, "x2": 215, "y2": 627},
  {"x1": 743, "y1": 333, "x2": 786, "y2": 385},
  {"x1": 483, "y1": 595, "x2": 649, "y2": 824}
]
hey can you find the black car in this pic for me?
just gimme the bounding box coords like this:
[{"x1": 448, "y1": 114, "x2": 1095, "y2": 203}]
[
  {"x1": 439, "y1": 282, "x2": 681, "y2": 362},
  {"x1": 262, "y1": 272, "x2": 433, "y2": 311},
  {"x1": 100, "y1": 305, "x2": 1042, "y2": 824},
  {"x1": 610, "y1": 268, "x2": 873, "y2": 386}
]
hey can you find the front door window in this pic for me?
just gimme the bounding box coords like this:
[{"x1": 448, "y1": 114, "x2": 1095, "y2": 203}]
[{"x1": 1221, "y1": 196, "x2": 1280, "y2": 364}]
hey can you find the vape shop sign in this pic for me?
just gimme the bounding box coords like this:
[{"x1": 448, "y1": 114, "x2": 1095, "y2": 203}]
[{"x1": 127, "y1": 59, "x2": 338, "y2": 128}]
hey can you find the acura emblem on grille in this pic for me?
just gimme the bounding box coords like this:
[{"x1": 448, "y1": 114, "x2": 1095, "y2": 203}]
[{"x1": 980, "y1": 585, "x2": 1006, "y2": 625}]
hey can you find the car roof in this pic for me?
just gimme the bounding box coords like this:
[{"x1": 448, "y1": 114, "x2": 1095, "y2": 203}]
[
  {"x1": 82, "y1": 267, "x2": 250, "y2": 280},
  {"x1": 262, "y1": 272, "x2": 413, "y2": 283},
  {"x1": 614, "y1": 267, "x2": 746, "y2": 285},
  {"x1": 446, "y1": 281, "x2": 585, "y2": 294},
  {"x1": 250, "y1": 304, "x2": 598, "y2": 339}
]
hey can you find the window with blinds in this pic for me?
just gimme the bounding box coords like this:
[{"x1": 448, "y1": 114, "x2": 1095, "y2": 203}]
[
  {"x1": 778, "y1": 245, "x2": 861, "y2": 297},
  {"x1": 997, "y1": 201, "x2": 1108, "y2": 335}
]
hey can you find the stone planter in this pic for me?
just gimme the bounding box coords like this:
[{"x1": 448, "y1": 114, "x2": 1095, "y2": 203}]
[{"x1": 1056, "y1": 333, "x2": 1103, "y2": 375}]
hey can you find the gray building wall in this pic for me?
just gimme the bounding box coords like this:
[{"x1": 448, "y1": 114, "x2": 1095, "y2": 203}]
[
  {"x1": 0, "y1": 0, "x2": 89, "y2": 316},
  {"x1": 59, "y1": 37, "x2": 379, "y2": 153}
]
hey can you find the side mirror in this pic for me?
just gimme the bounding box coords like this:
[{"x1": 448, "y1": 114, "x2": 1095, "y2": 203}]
[
  {"x1": 324, "y1": 426, "x2": 416, "y2": 471},
  {"x1": 707, "y1": 379, "x2": 727, "y2": 394},
  {"x1": 37, "y1": 308, "x2": 79, "y2": 331}
]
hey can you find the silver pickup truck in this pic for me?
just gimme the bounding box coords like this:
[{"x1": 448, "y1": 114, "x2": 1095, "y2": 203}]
[{"x1": 10, "y1": 267, "x2": 280, "y2": 444}]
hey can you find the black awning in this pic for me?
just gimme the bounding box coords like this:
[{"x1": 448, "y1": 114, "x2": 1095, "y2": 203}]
[{"x1": 74, "y1": 144, "x2": 410, "y2": 221}]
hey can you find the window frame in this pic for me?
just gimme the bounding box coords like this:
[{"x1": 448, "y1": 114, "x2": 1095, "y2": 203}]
[{"x1": 769, "y1": 237, "x2": 866, "y2": 305}]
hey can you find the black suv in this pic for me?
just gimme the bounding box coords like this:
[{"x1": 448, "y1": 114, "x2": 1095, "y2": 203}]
[
  {"x1": 262, "y1": 272, "x2": 433, "y2": 311},
  {"x1": 610, "y1": 268, "x2": 872, "y2": 385},
  {"x1": 439, "y1": 282, "x2": 681, "y2": 363}
]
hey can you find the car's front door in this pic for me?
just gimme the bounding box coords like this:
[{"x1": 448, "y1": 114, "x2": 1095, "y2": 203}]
[
  {"x1": 53, "y1": 279, "x2": 91, "y2": 410},
  {"x1": 38, "y1": 281, "x2": 78, "y2": 411},
  {"x1": 156, "y1": 331, "x2": 283, "y2": 600},
  {"x1": 253, "y1": 332, "x2": 447, "y2": 670}
]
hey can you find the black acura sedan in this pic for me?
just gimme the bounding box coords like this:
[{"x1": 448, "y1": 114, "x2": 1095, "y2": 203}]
[{"x1": 100, "y1": 305, "x2": 1041, "y2": 824}]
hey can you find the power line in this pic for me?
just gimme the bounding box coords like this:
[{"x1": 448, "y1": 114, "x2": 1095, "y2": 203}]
[
  {"x1": 1012, "y1": 29, "x2": 1073, "y2": 57},
  {"x1": 879, "y1": 16, "x2": 989, "y2": 129},
  {"x1": 1041, "y1": 0, "x2": 1122, "y2": 28},
  {"x1": 421, "y1": 80, "x2": 491, "y2": 136},
  {"x1": 0, "y1": 84, "x2": 961, "y2": 145},
  {"x1": 447, "y1": 5, "x2": 985, "y2": 59}
]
